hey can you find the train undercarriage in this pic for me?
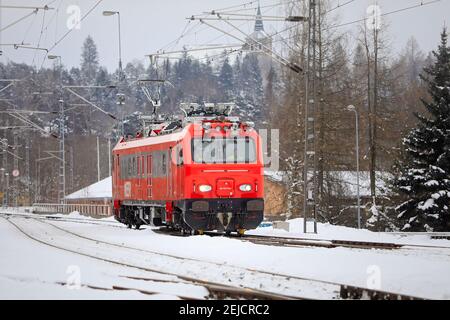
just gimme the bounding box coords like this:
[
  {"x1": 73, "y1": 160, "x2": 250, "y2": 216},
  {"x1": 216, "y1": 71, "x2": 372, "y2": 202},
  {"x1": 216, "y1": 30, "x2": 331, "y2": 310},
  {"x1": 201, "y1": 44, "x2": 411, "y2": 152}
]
[{"x1": 115, "y1": 198, "x2": 264, "y2": 235}]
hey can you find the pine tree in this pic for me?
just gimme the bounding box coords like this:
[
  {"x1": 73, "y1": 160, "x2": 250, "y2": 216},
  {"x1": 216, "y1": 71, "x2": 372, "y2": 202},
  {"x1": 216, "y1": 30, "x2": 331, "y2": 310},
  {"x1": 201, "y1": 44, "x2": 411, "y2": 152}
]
[
  {"x1": 81, "y1": 35, "x2": 99, "y2": 84},
  {"x1": 394, "y1": 28, "x2": 450, "y2": 232},
  {"x1": 218, "y1": 56, "x2": 234, "y2": 101},
  {"x1": 239, "y1": 53, "x2": 263, "y2": 121}
]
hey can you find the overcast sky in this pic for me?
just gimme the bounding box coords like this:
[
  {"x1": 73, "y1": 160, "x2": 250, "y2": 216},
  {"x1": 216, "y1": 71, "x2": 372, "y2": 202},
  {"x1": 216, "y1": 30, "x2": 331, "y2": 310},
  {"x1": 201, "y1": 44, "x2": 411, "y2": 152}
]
[{"x1": 1, "y1": 0, "x2": 449, "y2": 72}]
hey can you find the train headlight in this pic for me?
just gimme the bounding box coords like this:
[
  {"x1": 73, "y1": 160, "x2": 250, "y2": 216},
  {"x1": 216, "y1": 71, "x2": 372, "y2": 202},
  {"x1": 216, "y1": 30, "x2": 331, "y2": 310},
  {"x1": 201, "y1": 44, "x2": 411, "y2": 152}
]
[
  {"x1": 198, "y1": 184, "x2": 212, "y2": 193},
  {"x1": 239, "y1": 184, "x2": 252, "y2": 192}
]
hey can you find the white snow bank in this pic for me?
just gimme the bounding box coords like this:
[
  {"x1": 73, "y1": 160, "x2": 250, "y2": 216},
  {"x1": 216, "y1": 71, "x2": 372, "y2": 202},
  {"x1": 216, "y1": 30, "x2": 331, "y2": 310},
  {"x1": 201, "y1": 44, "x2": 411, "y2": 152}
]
[{"x1": 249, "y1": 218, "x2": 450, "y2": 247}]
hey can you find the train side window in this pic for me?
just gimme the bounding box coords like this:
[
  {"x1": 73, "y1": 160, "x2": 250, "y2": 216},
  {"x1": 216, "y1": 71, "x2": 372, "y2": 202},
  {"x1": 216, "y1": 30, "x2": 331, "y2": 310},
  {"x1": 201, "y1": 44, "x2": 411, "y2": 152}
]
[
  {"x1": 122, "y1": 157, "x2": 125, "y2": 179},
  {"x1": 116, "y1": 155, "x2": 120, "y2": 179},
  {"x1": 137, "y1": 156, "x2": 140, "y2": 176},
  {"x1": 147, "y1": 155, "x2": 152, "y2": 175},
  {"x1": 126, "y1": 156, "x2": 130, "y2": 179},
  {"x1": 177, "y1": 146, "x2": 184, "y2": 166},
  {"x1": 120, "y1": 157, "x2": 123, "y2": 179},
  {"x1": 147, "y1": 155, "x2": 152, "y2": 186},
  {"x1": 133, "y1": 157, "x2": 137, "y2": 178},
  {"x1": 141, "y1": 155, "x2": 145, "y2": 177},
  {"x1": 128, "y1": 157, "x2": 132, "y2": 178}
]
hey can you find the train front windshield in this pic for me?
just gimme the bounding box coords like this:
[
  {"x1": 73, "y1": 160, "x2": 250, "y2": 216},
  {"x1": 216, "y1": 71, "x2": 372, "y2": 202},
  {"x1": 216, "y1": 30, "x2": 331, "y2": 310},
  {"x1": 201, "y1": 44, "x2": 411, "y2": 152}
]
[{"x1": 192, "y1": 138, "x2": 257, "y2": 164}]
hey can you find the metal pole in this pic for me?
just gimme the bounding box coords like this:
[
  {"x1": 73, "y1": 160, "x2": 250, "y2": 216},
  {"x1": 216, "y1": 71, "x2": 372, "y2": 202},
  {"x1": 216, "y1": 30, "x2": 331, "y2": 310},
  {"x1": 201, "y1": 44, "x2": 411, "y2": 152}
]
[
  {"x1": 303, "y1": 0, "x2": 318, "y2": 234},
  {"x1": 70, "y1": 145, "x2": 74, "y2": 192},
  {"x1": 13, "y1": 132, "x2": 18, "y2": 207},
  {"x1": 97, "y1": 136, "x2": 101, "y2": 182},
  {"x1": 57, "y1": 56, "x2": 66, "y2": 204},
  {"x1": 355, "y1": 109, "x2": 361, "y2": 229},
  {"x1": 59, "y1": 98, "x2": 66, "y2": 204},
  {"x1": 108, "y1": 138, "x2": 111, "y2": 176},
  {"x1": 347, "y1": 105, "x2": 361, "y2": 229},
  {"x1": 25, "y1": 134, "x2": 30, "y2": 205},
  {"x1": 118, "y1": 13, "x2": 122, "y2": 80},
  {"x1": 5, "y1": 173, "x2": 9, "y2": 207}
]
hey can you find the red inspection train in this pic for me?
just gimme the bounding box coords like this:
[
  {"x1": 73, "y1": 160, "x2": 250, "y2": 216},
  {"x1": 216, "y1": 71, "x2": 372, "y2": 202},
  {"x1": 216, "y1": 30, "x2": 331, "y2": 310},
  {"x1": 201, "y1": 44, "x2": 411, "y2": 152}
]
[{"x1": 112, "y1": 103, "x2": 264, "y2": 235}]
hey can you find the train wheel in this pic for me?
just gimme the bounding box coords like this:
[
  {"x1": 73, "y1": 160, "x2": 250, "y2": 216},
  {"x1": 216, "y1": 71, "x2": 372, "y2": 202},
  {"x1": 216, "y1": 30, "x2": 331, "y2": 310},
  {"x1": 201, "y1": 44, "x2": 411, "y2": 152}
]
[{"x1": 237, "y1": 229, "x2": 246, "y2": 237}]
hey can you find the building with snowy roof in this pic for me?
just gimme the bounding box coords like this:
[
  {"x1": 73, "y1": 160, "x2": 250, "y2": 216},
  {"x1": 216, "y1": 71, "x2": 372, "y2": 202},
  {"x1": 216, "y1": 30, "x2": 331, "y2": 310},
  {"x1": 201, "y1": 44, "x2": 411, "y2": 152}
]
[{"x1": 65, "y1": 176, "x2": 112, "y2": 204}]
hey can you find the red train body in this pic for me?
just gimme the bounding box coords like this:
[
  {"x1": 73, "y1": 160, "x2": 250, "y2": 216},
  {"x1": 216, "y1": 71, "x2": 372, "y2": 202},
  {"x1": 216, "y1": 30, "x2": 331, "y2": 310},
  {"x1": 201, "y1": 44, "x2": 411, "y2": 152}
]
[{"x1": 112, "y1": 112, "x2": 264, "y2": 234}]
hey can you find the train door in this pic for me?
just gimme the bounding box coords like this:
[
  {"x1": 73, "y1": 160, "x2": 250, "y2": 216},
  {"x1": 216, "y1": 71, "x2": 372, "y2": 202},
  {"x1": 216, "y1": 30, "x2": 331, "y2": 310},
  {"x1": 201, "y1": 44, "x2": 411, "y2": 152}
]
[
  {"x1": 167, "y1": 148, "x2": 172, "y2": 198},
  {"x1": 147, "y1": 154, "x2": 152, "y2": 199},
  {"x1": 140, "y1": 154, "x2": 145, "y2": 199},
  {"x1": 113, "y1": 155, "x2": 117, "y2": 198},
  {"x1": 175, "y1": 144, "x2": 184, "y2": 198},
  {"x1": 172, "y1": 147, "x2": 177, "y2": 198}
]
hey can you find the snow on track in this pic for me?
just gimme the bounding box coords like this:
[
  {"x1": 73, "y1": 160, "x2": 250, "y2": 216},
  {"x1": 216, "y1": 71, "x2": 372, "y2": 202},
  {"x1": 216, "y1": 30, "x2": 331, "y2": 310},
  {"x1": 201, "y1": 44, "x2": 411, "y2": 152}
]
[
  {"x1": 0, "y1": 217, "x2": 207, "y2": 300},
  {"x1": 4, "y1": 216, "x2": 343, "y2": 299},
  {"x1": 41, "y1": 216, "x2": 450, "y2": 299},
  {"x1": 2, "y1": 211, "x2": 450, "y2": 299}
]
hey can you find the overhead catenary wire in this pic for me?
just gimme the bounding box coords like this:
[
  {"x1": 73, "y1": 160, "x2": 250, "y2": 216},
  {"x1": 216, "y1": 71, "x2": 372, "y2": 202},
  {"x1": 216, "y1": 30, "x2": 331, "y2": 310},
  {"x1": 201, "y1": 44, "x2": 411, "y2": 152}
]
[
  {"x1": 324, "y1": 0, "x2": 442, "y2": 31},
  {"x1": 20, "y1": 9, "x2": 39, "y2": 45},
  {"x1": 32, "y1": 9, "x2": 48, "y2": 67},
  {"x1": 194, "y1": 2, "x2": 280, "y2": 54},
  {"x1": 210, "y1": 0, "x2": 259, "y2": 13},
  {"x1": 211, "y1": 0, "x2": 299, "y2": 15},
  {"x1": 199, "y1": 17, "x2": 302, "y2": 73},
  {"x1": 0, "y1": 9, "x2": 39, "y2": 33},
  {"x1": 41, "y1": 0, "x2": 104, "y2": 69}
]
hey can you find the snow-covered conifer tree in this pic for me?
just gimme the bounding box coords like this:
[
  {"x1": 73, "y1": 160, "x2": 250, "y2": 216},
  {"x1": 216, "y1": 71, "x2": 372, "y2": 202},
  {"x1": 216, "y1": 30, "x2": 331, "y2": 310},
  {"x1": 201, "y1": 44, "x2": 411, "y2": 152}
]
[{"x1": 394, "y1": 28, "x2": 450, "y2": 231}]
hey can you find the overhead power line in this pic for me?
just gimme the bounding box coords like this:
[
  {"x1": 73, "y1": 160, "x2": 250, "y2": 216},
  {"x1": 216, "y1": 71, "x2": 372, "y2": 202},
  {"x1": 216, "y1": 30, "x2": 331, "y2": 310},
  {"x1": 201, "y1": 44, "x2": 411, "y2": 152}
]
[
  {"x1": 326, "y1": 0, "x2": 442, "y2": 31},
  {"x1": 41, "y1": 0, "x2": 104, "y2": 68}
]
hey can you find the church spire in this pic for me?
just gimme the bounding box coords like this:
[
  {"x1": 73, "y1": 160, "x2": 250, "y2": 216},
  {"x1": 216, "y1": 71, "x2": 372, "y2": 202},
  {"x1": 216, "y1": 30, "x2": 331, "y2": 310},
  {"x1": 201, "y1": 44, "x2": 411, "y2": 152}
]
[{"x1": 254, "y1": 2, "x2": 264, "y2": 32}]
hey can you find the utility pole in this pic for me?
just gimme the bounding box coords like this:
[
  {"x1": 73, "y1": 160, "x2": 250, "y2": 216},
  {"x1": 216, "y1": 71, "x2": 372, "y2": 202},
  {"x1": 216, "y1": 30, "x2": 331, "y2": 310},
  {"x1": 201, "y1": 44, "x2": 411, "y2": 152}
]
[
  {"x1": 25, "y1": 133, "x2": 30, "y2": 205},
  {"x1": 13, "y1": 131, "x2": 19, "y2": 207},
  {"x1": 108, "y1": 138, "x2": 112, "y2": 177},
  {"x1": 48, "y1": 55, "x2": 66, "y2": 204},
  {"x1": 69, "y1": 145, "x2": 74, "y2": 193},
  {"x1": 97, "y1": 136, "x2": 101, "y2": 182},
  {"x1": 303, "y1": 0, "x2": 318, "y2": 234},
  {"x1": 58, "y1": 98, "x2": 66, "y2": 204},
  {"x1": 1, "y1": 120, "x2": 8, "y2": 206},
  {"x1": 35, "y1": 145, "x2": 40, "y2": 203}
]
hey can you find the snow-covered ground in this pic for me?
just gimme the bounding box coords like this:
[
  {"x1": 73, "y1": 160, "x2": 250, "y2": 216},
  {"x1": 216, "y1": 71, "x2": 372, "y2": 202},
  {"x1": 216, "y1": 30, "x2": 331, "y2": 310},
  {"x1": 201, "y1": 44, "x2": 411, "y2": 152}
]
[
  {"x1": 1, "y1": 209, "x2": 450, "y2": 300},
  {"x1": 249, "y1": 219, "x2": 450, "y2": 247}
]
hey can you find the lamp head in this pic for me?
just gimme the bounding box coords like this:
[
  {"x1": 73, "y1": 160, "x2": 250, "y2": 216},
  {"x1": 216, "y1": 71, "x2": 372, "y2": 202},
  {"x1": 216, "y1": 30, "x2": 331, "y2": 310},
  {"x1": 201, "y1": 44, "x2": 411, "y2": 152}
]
[{"x1": 103, "y1": 11, "x2": 118, "y2": 16}]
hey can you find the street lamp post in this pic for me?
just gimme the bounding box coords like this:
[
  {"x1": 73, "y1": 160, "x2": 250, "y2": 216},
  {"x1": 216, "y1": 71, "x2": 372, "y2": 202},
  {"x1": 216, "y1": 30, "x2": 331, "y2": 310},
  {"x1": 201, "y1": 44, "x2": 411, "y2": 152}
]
[
  {"x1": 347, "y1": 105, "x2": 361, "y2": 229},
  {"x1": 103, "y1": 11, "x2": 123, "y2": 82}
]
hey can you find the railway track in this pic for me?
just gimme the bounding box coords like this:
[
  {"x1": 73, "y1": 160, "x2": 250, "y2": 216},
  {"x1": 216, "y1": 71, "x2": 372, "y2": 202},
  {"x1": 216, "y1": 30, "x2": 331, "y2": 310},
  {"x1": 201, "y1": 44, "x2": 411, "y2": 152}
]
[
  {"x1": 2, "y1": 211, "x2": 449, "y2": 252},
  {"x1": 1, "y1": 215, "x2": 299, "y2": 300},
  {"x1": 2, "y1": 214, "x2": 428, "y2": 300},
  {"x1": 201, "y1": 231, "x2": 450, "y2": 252},
  {"x1": 0, "y1": 212, "x2": 124, "y2": 228}
]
